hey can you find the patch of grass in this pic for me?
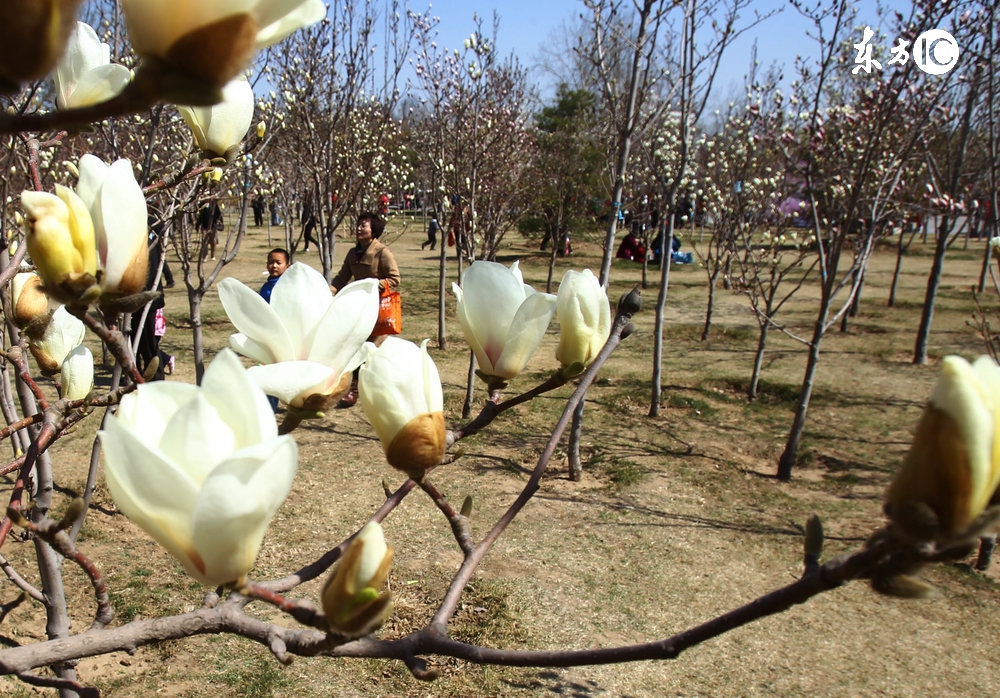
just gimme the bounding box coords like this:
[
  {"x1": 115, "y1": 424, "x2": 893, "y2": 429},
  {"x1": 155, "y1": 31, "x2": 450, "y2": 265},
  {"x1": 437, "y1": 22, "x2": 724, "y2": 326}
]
[
  {"x1": 663, "y1": 392, "x2": 717, "y2": 417},
  {"x1": 593, "y1": 454, "x2": 645, "y2": 490},
  {"x1": 451, "y1": 579, "x2": 529, "y2": 649},
  {"x1": 211, "y1": 638, "x2": 293, "y2": 698}
]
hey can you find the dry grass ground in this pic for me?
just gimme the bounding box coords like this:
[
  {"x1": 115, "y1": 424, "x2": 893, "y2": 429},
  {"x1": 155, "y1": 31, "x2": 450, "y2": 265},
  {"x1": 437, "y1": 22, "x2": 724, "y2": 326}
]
[{"x1": 1, "y1": 219, "x2": 998, "y2": 697}]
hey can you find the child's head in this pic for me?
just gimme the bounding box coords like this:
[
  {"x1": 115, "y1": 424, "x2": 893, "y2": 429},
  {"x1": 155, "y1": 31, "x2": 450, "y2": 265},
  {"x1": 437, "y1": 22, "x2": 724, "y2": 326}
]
[{"x1": 266, "y1": 248, "x2": 290, "y2": 278}]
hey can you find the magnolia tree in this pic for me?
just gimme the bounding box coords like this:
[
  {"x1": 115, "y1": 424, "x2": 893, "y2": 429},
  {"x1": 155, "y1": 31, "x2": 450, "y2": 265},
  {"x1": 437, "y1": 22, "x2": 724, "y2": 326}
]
[
  {"x1": 1, "y1": 3, "x2": 1000, "y2": 698},
  {"x1": 266, "y1": 0, "x2": 413, "y2": 279}
]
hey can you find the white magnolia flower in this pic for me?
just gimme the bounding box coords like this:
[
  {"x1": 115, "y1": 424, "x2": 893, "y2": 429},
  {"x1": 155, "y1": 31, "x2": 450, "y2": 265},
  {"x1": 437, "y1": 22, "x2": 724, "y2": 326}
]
[
  {"x1": 178, "y1": 76, "x2": 255, "y2": 158},
  {"x1": 452, "y1": 261, "x2": 557, "y2": 381},
  {"x1": 555, "y1": 269, "x2": 611, "y2": 375},
  {"x1": 121, "y1": 0, "x2": 326, "y2": 87},
  {"x1": 99, "y1": 349, "x2": 297, "y2": 586},
  {"x1": 60, "y1": 344, "x2": 94, "y2": 400},
  {"x1": 74, "y1": 154, "x2": 149, "y2": 297},
  {"x1": 321, "y1": 521, "x2": 393, "y2": 637},
  {"x1": 887, "y1": 355, "x2": 1000, "y2": 540},
  {"x1": 218, "y1": 263, "x2": 380, "y2": 408},
  {"x1": 359, "y1": 338, "x2": 445, "y2": 478},
  {"x1": 54, "y1": 22, "x2": 131, "y2": 109},
  {"x1": 30, "y1": 305, "x2": 86, "y2": 374}
]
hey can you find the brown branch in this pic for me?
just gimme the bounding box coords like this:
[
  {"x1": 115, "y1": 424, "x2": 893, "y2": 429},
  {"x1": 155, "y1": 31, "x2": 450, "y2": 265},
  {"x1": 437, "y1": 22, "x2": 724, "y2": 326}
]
[
  {"x1": 446, "y1": 371, "x2": 569, "y2": 447},
  {"x1": 0, "y1": 553, "x2": 43, "y2": 603},
  {"x1": 418, "y1": 478, "x2": 474, "y2": 554},
  {"x1": 432, "y1": 310, "x2": 635, "y2": 631},
  {"x1": 16, "y1": 670, "x2": 98, "y2": 697},
  {"x1": 3, "y1": 348, "x2": 49, "y2": 411},
  {"x1": 73, "y1": 309, "x2": 144, "y2": 385},
  {"x1": 259, "y1": 479, "x2": 418, "y2": 593},
  {"x1": 18, "y1": 511, "x2": 114, "y2": 630}
]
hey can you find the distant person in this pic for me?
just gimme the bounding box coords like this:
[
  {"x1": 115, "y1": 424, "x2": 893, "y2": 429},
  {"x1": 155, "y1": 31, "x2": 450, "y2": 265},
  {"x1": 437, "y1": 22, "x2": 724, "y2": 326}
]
[
  {"x1": 616, "y1": 229, "x2": 645, "y2": 262},
  {"x1": 422, "y1": 214, "x2": 440, "y2": 251},
  {"x1": 331, "y1": 212, "x2": 400, "y2": 408},
  {"x1": 131, "y1": 213, "x2": 175, "y2": 381},
  {"x1": 197, "y1": 201, "x2": 223, "y2": 260},
  {"x1": 301, "y1": 196, "x2": 319, "y2": 252},
  {"x1": 259, "y1": 247, "x2": 289, "y2": 410},
  {"x1": 260, "y1": 247, "x2": 290, "y2": 303},
  {"x1": 251, "y1": 194, "x2": 265, "y2": 227}
]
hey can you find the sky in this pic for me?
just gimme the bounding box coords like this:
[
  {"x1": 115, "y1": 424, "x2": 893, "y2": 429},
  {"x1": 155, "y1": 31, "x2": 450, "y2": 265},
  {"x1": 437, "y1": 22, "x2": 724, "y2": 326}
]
[{"x1": 414, "y1": 0, "x2": 914, "y2": 102}]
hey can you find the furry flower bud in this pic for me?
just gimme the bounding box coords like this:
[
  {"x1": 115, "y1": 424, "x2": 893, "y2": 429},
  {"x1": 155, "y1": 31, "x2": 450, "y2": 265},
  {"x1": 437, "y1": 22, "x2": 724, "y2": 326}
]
[
  {"x1": 11, "y1": 272, "x2": 50, "y2": 329},
  {"x1": 886, "y1": 355, "x2": 1000, "y2": 541},
  {"x1": 121, "y1": 0, "x2": 325, "y2": 88},
  {"x1": 0, "y1": 0, "x2": 82, "y2": 91},
  {"x1": 321, "y1": 522, "x2": 394, "y2": 637},
  {"x1": 359, "y1": 338, "x2": 446, "y2": 479}
]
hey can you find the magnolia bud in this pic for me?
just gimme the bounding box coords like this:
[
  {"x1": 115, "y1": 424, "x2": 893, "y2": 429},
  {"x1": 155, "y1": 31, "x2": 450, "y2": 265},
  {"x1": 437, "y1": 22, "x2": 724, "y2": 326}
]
[
  {"x1": 60, "y1": 344, "x2": 94, "y2": 400},
  {"x1": 11, "y1": 272, "x2": 50, "y2": 328},
  {"x1": 0, "y1": 0, "x2": 82, "y2": 91},
  {"x1": 320, "y1": 522, "x2": 394, "y2": 637}
]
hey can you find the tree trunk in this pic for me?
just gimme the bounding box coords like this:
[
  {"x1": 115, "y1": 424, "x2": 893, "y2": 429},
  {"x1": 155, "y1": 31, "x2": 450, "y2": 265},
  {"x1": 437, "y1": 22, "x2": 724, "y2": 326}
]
[
  {"x1": 748, "y1": 320, "x2": 770, "y2": 401},
  {"x1": 649, "y1": 225, "x2": 675, "y2": 417},
  {"x1": 777, "y1": 319, "x2": 826, "y2": 480},
  {"x1": 568, "y1": 401, "x2": 584, "y2": 481},
  {"x1": 701, "y1": 266, "x2": 720, "y2": 341},
  {"x1": 913, "y1": 217, "x2": 950, "y2": 365},
  {"x1": 462, "y1": 349, "x2": 476, "y2": 419},
  {"x1": 978, "y1": 234, "x2": 991, "y2": 294},
  {"x1": 437, "y1": 237, "x2": 447, "y2": 350},
  {"x1": 888, "y1": 233, "x2": 905, "y2": 307},
  {"x1": 188, "y1": 292, "x2": 206, "y2": 384},
  {"x1": 976, "y1": 534, "x2": 996, "y2": 571}
]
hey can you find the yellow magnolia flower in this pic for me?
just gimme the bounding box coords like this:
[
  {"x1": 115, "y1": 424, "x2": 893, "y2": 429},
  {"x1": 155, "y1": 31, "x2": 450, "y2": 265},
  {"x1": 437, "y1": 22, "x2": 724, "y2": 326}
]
[
  {"x1": 359, "y1": 338, "x2": 446, "y2": 479},
  {"x1": 74, "y1": 155, "x2": 150, "y2": 298},
  {"x1": 22, "y1": 186, "x2": 99, "y2": 304},
  {"x1": 886, "y1": 355, "x2": 1000, "y2": 541},
  {"x1": 321, "y1": 522, "x2": 393, "y2": 637}
]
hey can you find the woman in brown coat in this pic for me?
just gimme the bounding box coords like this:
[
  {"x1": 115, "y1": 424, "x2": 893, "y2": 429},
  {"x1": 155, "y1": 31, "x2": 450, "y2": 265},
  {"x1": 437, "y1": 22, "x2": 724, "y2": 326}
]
[{"x1": 332, "y1": 212, "x2": 400, "y2": 407}]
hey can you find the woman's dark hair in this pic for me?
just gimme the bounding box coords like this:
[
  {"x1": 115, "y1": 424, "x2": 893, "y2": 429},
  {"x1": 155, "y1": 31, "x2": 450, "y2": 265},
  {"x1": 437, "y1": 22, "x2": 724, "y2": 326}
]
[{"x1": 357, "y1": 211, "x2": 386, "y2": 238}]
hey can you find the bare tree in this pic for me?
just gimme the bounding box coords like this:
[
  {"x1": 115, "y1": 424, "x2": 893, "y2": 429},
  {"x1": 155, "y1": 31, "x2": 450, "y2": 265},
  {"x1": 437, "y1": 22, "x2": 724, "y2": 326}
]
[{"x1": 776, "y1": 1, "x2": 958, "y2": 479}]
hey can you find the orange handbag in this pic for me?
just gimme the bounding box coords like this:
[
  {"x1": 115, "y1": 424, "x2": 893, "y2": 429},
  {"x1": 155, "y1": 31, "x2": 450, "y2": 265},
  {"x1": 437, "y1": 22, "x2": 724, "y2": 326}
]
[{"x1": 371, "y1": 289, "x2": 402, "y2": 336}]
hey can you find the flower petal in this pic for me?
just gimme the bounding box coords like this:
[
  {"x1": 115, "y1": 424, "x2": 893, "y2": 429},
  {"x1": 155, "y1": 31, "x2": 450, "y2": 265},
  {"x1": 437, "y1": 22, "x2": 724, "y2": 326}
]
[
  {"x1": 246, "y1": 361, "x2": 337, "y2": 404},
  {"x1": 100, "y1": 416, "x2": 203, "y2": 578},
  {"x1": 308, "y1": 277, "x2": 379, "y2": 367},
  {"x1": 493, "y1": 291, "x2": 557, "y2": 379},
  {"x1": 268, "y1": 263, "x2": 333, "y2": 357},
  {"x1": 157, "y1": 393, "x2": 237, "y2": 477},
  {"x1": 219, "y1": 277, "x2": 295, "y2": 362},
  {"x1": 201, "y1": 348, "x2": 277, "y2": 446},
  {"x1": 191, "y1": 435, "x2": 298, "y2": 585}
]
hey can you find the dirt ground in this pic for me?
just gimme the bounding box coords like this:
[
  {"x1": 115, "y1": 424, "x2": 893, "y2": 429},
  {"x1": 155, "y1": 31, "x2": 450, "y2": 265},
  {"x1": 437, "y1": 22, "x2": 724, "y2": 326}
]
[{"x1": 1, "y1": 218, "x2": 998, "y2": 697}]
